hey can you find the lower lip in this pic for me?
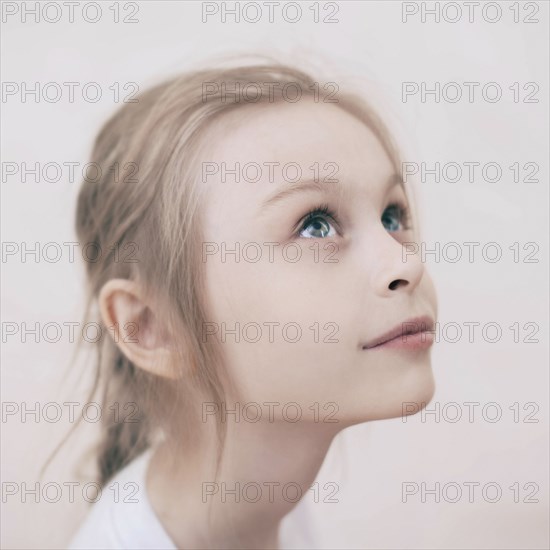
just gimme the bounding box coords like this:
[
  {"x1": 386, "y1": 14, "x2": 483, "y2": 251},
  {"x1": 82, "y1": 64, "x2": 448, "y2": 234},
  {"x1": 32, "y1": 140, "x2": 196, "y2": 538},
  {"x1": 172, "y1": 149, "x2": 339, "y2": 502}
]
[{"x1": 367, "y1": 331, "x2": 434, "y2": 351}]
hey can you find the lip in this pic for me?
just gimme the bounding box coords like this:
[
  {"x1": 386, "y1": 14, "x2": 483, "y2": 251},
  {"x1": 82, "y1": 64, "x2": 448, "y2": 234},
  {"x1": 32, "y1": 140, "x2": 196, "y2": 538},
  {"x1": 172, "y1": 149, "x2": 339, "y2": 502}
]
[{"x1": 362, "y1": 315, "x2": 435, "y2": 351}]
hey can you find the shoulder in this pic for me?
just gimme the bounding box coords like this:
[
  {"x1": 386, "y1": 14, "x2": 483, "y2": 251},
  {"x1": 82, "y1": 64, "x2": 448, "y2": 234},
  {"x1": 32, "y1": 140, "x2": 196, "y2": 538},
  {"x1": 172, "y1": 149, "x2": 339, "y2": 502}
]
[{"x1": 68, "y1": 449, "x2": 176, "y2": 550}]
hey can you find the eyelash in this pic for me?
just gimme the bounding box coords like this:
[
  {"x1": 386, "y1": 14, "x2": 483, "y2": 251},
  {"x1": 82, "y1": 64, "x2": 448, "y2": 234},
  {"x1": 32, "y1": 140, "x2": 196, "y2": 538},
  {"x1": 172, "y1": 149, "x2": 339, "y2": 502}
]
[
  {"x1": 294, "y1": 201, "x2": 412, "y2": 238},
  {"x1": 295, "y1": 203, "x2": 339, "y2": 237}
]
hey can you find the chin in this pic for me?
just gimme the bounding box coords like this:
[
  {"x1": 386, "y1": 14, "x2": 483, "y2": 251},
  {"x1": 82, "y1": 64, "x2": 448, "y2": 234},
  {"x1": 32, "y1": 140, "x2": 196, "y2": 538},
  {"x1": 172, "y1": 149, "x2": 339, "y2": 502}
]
[
  {"x1": 371, "y1": 364, "x2": 436, "y2": 422},
  {"x1": 341, "y1": 360, "x2": 436, "y2": 425},
  {"x1": 392, "y1": 364, "x2": 436, "y2": 419}
]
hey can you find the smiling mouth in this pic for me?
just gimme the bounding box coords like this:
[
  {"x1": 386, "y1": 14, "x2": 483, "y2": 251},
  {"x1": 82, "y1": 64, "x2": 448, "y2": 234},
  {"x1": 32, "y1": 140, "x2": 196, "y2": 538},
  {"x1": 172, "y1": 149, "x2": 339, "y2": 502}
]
[{"x1": 362, "y1": 316, "x2": 435, "y2": 351}]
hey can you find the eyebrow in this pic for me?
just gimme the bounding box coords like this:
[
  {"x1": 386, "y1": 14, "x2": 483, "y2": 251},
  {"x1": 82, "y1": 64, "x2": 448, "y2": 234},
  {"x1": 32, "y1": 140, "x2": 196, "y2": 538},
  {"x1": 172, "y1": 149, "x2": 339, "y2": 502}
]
[{"x1": 261, "y1": 173, "x2": 404, "y2": 211}]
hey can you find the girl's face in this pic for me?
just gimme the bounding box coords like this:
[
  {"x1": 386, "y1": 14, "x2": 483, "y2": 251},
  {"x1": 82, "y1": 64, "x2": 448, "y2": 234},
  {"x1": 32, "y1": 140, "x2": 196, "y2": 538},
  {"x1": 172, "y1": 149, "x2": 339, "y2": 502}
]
[{"x1": 199, "y1": 100, "x2": 437, "y2": 425}]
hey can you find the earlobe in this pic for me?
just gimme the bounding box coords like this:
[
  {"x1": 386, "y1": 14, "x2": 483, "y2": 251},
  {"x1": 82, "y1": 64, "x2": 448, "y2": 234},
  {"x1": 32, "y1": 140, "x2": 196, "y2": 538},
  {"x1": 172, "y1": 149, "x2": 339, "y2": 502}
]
[{"x1": 98, "y1": 279, "x2": 179, "y2": 380}]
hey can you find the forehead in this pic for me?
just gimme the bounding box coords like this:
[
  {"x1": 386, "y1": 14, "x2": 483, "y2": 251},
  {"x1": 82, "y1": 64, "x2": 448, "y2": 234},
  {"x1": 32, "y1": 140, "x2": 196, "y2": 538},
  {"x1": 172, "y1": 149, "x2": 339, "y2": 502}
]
[
  {"x1": 205, "y1": 99, "x2": 391, "y2": 168},
  {"x1": 196, "y1": 99, "x2": 395, "y2": 208}
]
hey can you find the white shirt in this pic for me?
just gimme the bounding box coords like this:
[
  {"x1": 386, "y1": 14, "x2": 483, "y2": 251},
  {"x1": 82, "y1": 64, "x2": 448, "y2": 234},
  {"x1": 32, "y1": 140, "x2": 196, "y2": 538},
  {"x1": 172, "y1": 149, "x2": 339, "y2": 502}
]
[
  {"x1": 68, "y1": 449, "x2": 315, "y2": 549},
  {"x1": 68, "y1": 449, "x2": 177, "y2": 550}
]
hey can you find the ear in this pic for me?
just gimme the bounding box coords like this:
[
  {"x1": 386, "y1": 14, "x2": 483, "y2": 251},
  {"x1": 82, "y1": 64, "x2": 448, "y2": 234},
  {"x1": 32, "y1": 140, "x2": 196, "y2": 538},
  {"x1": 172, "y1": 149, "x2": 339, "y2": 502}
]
[{"x1": 98, "y1": 279, "x2": 179, "y2": 379}]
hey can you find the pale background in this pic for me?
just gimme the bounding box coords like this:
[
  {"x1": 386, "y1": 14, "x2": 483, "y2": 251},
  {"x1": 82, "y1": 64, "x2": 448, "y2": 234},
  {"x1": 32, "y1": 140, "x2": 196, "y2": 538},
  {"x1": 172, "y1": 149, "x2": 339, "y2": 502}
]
[{"x1": 1, "y1": 1, "x2": 549, "y2": 548}]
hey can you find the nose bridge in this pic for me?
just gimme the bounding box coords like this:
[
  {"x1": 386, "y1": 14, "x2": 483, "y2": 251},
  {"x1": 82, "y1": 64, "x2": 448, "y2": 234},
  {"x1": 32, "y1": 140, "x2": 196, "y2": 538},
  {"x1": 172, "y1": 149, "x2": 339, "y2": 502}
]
[{"x1": 364, "y1": 226, "x2": 424, "y2": 296}]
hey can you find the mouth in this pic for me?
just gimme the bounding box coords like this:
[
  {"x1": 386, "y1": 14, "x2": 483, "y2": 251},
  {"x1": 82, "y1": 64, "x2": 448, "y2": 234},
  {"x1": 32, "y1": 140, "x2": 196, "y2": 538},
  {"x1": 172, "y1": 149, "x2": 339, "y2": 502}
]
[{"x1": 362, "y1": 315, "x2": 435, "y2": 351}]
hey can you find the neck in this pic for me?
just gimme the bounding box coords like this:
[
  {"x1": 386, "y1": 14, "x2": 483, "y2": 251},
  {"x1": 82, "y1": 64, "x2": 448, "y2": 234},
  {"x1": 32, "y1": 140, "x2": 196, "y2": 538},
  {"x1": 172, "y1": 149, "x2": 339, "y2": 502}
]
[{"x1": 147, "y1": 418, "x2": 341, "y2": 549}]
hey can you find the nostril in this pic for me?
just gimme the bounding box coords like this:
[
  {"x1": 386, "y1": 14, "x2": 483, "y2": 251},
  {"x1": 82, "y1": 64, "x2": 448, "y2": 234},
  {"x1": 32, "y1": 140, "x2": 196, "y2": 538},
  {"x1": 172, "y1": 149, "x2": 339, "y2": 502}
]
[{"x1": 389, "y1": 279, "x2": 408, "y2": 291}]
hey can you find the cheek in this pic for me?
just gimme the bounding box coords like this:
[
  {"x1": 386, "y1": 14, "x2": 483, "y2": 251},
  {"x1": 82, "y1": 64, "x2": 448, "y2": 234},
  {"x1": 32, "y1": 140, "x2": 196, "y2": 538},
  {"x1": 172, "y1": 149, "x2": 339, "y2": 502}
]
[
  {"x1": 203, "y1": 241, "x2": 348, "y2": 321},
  {"x1": 202, "y1": 251, "x2": 359, "y2": 402}
]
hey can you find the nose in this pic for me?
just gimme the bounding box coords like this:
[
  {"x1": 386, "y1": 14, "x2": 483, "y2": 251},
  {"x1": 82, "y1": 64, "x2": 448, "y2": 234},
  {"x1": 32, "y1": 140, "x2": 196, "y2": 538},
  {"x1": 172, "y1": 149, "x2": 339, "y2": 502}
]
[{"x1": 368, "y1": 228, "x2": 424, "y2": 297}]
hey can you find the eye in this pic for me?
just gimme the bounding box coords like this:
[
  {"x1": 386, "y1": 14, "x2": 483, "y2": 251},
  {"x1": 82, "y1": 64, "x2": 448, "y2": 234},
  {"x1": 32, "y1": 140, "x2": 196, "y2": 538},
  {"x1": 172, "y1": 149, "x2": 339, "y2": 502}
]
[
  {"x1": 297, "y1": 204, "x2": 338, "y2": 239},
  {"x1": 381, "y1": 203, "x2": 410, "y2": 232}
]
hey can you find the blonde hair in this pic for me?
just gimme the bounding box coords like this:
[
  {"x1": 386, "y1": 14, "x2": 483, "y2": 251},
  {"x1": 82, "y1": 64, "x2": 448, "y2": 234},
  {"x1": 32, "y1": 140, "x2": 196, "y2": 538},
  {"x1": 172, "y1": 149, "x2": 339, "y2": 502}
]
[{"x1": 74, "y1": 62, "x2": 402, "y2": 485}]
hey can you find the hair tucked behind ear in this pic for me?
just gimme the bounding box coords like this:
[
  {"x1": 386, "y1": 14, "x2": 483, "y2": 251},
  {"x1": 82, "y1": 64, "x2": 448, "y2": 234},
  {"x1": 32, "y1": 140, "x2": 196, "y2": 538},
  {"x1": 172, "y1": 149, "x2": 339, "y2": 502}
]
[{"x1": 73, "y1": 60, "x2": 403, "y2": 486}]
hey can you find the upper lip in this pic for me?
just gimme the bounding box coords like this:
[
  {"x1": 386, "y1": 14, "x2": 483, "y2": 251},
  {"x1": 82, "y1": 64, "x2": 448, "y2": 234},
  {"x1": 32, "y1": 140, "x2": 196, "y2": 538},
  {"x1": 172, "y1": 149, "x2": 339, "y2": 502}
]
[{"x1": 362, "y1": 315, "x2": 435, "y2": 349}]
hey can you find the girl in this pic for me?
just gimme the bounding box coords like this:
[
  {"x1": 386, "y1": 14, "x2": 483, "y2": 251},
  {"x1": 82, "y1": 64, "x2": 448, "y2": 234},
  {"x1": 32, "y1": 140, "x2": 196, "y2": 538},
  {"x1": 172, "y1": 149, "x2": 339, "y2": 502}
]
[{"x1": 69, "y1": 62, "x2": 437, "y2": 549}]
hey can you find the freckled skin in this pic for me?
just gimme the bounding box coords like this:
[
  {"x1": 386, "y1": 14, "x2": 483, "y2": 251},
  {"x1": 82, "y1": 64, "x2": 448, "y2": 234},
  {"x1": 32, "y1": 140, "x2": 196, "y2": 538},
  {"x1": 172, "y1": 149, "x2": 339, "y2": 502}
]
[{"x1": 200, "y1": 99, "x2": 438, "y2": 423}]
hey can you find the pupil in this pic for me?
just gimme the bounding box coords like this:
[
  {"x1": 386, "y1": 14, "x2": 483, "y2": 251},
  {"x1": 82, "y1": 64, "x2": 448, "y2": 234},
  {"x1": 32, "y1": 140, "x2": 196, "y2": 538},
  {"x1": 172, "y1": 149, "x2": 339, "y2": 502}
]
[{"x1": 312, "y1": 219, "x2": 327, "y2": 236}]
